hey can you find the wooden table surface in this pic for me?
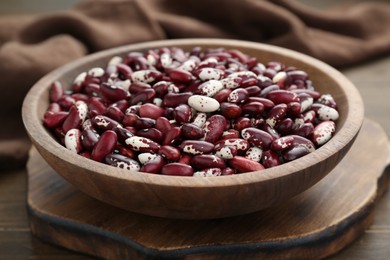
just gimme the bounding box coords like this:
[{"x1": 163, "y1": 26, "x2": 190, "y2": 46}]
[{"x1": 1, "y1": 1, "x2": 390, "y2": 259}]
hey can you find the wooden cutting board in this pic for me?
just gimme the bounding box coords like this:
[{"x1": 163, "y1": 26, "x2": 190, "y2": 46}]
[{"x1": 26, "y1": 119, "x2": 390, "y2": 259}]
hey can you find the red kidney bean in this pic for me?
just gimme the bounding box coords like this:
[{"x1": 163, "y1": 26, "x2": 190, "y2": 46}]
[
  {"x1": 163, "y1": 92, "x2": 192, "y2": 107},
  {"x1": 250, "y1": 118, "x2": 265, "y2": 129},
  {"x1": 261, "y1": 124, "x2": 280, "y2": 140},
  {"x1": 129, "y1": 82, "x2": 151, "y2": 95},
  {"x1": 58, "y1": 95, "x2": 75, "y2": 110},
  {"x1": 88, "y1": 97, "x2": 107, "y2": 116},
  {"x1": 257, "y1": 74, "x2": 273, "y2": 88},
  {"x1": 158, "y1": 145, "x2": 181, "y2": 161},
  {"x1": 221, "y1": 129, "x2": 240, "y2": 140},
  {"x1": 229, "y1": 156, "x2": 264, "y2": 173},
  {"x1": 275, "y1": 118, "x2": 293, "y2": 135},
  {"x1": 282, "y1": 145, "x2": 312, "y2": 162},
  {"x1": 155, "y1": 116, "x2": 172, "y2": 133},
  {"x1": 241, "y1": 102, "x2": 265, "y2": 116},
  {"x1": 105, "y1": 106, "x2": 124, "y2": 122},
  {"x1": 247, "y1": 97, "x2": 275, "y2": 109},
  {"x1": 291, "y1": 89, "x2": 321, "y2": 99},
  {"x1": 105, "y1": 153, "x2": 140, "y2": 171},
  {"x1": 92, "y1": 115, "x2": 122, "y2": 131},
  {"x1": 81, "y1": 129, "x2": 100, "y2": 151},
  {"x1": 168, "y1": 68, "x2": 193, "y2": 83},
  {"x1": 287, "y1": 102, "x2": 302, "y2": 118},
  {"x1": 115, "y1": 144, "x2": 136, "y2": 159},
  {"x1": 130, "y1": 88, "x2": 156, "y2": 106},
  {"x1": 261, "y1": 150, "x2": 281, "y2": 168},
  {"x1": 50, "y1": 81, "x2": 64, "y2": 102},
  {"x1": 232, "y1": 117, "x2": 251, "y2": 131},
  {"x1": 47, "y1": 102, "x2": 62, "y2": 113},
  {"x1": 228, "y1": 88, "x2": 249, "y2": 104},
  {"x1": 153, "y1": 81, "x2": 169, "y2": 97},
  {"x1": 241, "y1": 127, "x2": 274, "y2": 150},
  {"x1": 173, "y1": 104, "x2": 192, "y2": 124},
  {"x1": 136, "y1": 128, "x2": 163, "y2": 143},
  {"x1": 161, "y1": 163, "x2": 194, "y2": 176},
  {"x1": 91, "y1": 130, "x2": 118, "y2": 162},
  {"x1": 43, "y1": 111, "x2": 68, "y2": 128},
  {"x1": 181, "y1": 123, "x2": 204, "y2": 140},
  {"x1": 219, "y1": 102, "x2": 242, "y2": 119},
  {"x1": 100, "y1": 82, "x2": 130, "y2": 102},
  {"x1": 179, "y1": 140, "x2": 215, "y2": 155},
  {"x1": 270, "y1": 136, "x2": 294, "y2": 152},
  {"x1": 191, "y1": 155, "x2": 226, "y2": 169},
  {"x1": 291, "y1": 122, "x2": 314, "y2": 138},
  {"x1": 113, "y1": 126, "x2": 134, "y2": 143},
  {"x1": 140, "y1": 155, "x2": 166, "y2": 174},
  {"x1": 260, "y1": 84, "x2": 280, "y2": 97},
  {"x1": 244, "y1": 85, "x2": 261, "y2": 96},
  {"x1": 122, "y1": 113, "x2": 139, "y2": 127},
  {"x1": 203, "y1": 114, "x2": 227, "y2": 143},
  {"x1": 162, "y1": 126, "x2": 181, "y2": 145},
  {"x1": 221, "y1": 167, "x2": 235, "y2": 175},
  {"x1": 62, "y1": 102, "x2": 87, "y2": 133},
  {"x1": 139, "y1": 103, "x2": 165, "y2": 119},
  {"x1": 135, "y1": 117, "x2": 156, "y2": 129},
  {"x1": 265, "y1": 103, "x2": 288, "y2": 127}
]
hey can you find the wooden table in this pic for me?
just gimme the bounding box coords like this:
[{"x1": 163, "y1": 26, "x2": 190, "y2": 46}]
[{"x1": 1, "y1": 1, "x2": 390, "y2": 259}]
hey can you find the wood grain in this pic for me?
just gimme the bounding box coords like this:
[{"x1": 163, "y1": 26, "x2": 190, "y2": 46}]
[{"x1": 26, "y1": 119, "x2": 390, "y2": 259}]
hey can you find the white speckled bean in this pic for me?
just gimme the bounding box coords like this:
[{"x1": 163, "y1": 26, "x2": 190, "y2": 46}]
[
  {"x1": 193, "y1": 168, "x2": 222, "y2": 177},
  {"x1": 317, "y1": 105, "x2": 339, "y2": 121},
  {"x1": 199, "y1": 80, "x2": 223, "y2": 97},
  {"x1": 215, "y1": 145, "x2": 237, "y2": 159},
  {"x1": 312, "y1": 121, "x2": 336, "y2": 146},
  {"x1": 75, "y1": 100, "x2": 88, "y2": 124},
  {"x1": 108, "y1": 56, "x2": 123, "y2": 66},
  {"x1": 191, "y1": 112, "x2": 207, "y2": 128},
  {"x1": 73, "y1": 72, "x2": 87, "y2": 85},
  {"x1": 88, "y1": 67, "x2": 105, "y2": 77},
  {"x1": 196, "y1": 68, "x2": 225, "y2": 81},
  {"x1": 244, "y1": 147, "x2": 263, "y2": 162},
  {"x1": 188, "y1": 95, "x2": 220, "y2": 113},
  {"x1": 138, "y1": 152, "x2": 159, "y2": 165},
  {"x1": 64, "y1": 128, "x2": 82, "y2": 153}
]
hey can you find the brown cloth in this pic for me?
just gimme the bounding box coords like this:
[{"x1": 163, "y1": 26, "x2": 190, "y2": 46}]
[{"x1": 1, "y1": 0, "x2": 390, "y2": 170}]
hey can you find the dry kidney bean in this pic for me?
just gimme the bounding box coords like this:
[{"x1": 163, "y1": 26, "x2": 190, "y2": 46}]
[
  {"x1": 43, "y1": 46, "x2": 339, "y2": 176},
  {"x1": 105, "y1": 153, "x2": 140, "y2": 171},
  {"x1": 161, "y1": 163, "x2": 194, "y2": 176},
  {"x1": 91, "y1": 130, "x2": 118, "y2": 162},
  {"x1": 180, "y1": 123, "x2": 204, "y2": 139}
]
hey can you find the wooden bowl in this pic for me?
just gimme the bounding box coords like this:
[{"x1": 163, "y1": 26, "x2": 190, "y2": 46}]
[{"x1": 22, "y1": 39, "x2": 364, "y2": 219}]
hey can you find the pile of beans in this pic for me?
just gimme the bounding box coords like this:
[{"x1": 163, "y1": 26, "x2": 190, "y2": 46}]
[{"x1": 43, "y1": 47, "x2": 338, "y2": 177}]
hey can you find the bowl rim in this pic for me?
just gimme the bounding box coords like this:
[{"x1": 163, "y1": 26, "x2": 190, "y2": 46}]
[{"x1": 22, "y1": 38, "x2": 364, "y2": 189}]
